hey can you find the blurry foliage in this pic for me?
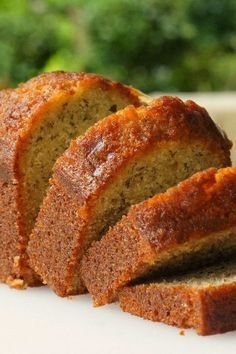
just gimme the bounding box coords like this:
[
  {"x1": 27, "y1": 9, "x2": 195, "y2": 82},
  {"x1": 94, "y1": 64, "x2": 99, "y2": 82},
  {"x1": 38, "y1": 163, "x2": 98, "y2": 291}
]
[{"x1": 0, "y1": 0, "x2": 236, "y2": 92}]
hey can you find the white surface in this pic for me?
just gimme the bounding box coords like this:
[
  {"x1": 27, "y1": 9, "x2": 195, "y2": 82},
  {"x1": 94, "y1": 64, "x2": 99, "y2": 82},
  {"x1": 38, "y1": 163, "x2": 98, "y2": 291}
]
[
  {"x1": 0, "y1": 285, "x2": 236, "y2": 354},
  {"x1": 1, "y1": 112, "x2": 236, "y2": 354}
]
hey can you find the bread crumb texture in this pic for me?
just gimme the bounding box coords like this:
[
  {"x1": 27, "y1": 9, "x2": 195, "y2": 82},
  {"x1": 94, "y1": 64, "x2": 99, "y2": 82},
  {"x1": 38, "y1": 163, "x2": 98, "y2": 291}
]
[
  {"x1": 28, "y1": 95, "x2": 231, "y2": 296},
  {"x1": 119, "y1": 258, "x2": 236, "y2": 335},
  {"x1": 0, "y1": 71, "x2": 142, "y2": 287},
  {"x1": 81, "y1": 167, "x2": 236, "y2": 306}
]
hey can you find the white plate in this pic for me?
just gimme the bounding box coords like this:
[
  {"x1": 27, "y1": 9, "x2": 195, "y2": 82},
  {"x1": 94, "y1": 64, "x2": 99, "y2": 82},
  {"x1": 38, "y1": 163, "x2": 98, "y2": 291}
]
[{"x1": 0, "y1": 115, "x2": 236, "y2": 354}]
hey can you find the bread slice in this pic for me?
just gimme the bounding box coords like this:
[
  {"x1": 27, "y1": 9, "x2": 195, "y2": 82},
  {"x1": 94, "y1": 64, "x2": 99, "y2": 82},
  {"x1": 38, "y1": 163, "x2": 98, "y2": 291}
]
[
  {"x1": 119, "y1": 259, "x2": 236, "y2": 335},
  {"x1": 81, "y1": 167, "x2": 236, "y2": 306},
  {"x1": 0, "y1": 71, "x2": 142, "y2": 288},
  {"x1": 28, "y1": 96, "x2": 231, "y2": 296}
]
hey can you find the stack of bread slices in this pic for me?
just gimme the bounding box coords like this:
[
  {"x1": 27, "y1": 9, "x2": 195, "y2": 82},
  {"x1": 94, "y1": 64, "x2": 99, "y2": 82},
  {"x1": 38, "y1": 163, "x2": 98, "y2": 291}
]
[{"x1": 1, "y1": 71, "x2": 236, "y2": 336}]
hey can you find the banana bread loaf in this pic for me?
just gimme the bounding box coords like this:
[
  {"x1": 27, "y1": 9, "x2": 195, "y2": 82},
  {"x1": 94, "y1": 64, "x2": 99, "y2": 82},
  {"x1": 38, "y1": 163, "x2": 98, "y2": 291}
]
[
  {"x1": 81, "y1": 167, "x2": 236, "y2": 306},
  {"x1": 119, "y1": 258, "x2": 236, "y2": 335},
  {"x1": 29, "y1": 96, "x2": 231, "y2": 296},
  {"x1": 0, "y1": 71, "x2": 142, "y2": 288}
]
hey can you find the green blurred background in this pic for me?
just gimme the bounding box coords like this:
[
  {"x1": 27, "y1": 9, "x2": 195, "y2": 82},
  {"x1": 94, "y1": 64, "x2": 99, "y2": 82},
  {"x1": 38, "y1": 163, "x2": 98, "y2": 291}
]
[{"x1": 0, "y1": 0, "x2": 236, "y2": 93}]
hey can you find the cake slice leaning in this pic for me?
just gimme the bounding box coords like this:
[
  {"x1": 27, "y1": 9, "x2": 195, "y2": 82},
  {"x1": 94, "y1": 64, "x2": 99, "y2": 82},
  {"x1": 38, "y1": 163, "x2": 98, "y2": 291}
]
[
  {"x1": 29, "y1": 96, "x2": 231, "y2": 297},
  {"x1": 0, "y1": 71, "x2": 142, "y2": 288},
  {"x1": 119, "y1": 259, "x2": 236, "y2": 336},
  {"x1": 81, "y1": 167, "x2": 236, "y2": 306}
]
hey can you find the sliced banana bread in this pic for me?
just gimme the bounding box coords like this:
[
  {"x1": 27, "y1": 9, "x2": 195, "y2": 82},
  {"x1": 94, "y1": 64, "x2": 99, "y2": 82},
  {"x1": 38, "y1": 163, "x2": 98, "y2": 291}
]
[
  {"x1": 119, "y1": 259, "x2": 236, "y2": 336},
  {"x1": 0, "y1": 71, "x2": 142, "y2": 288},
  {"x1": 29, "y1": 97, "x2": 231, "y2": 296},
  {"x1": 81, "y1": 167, "x2": 236, "y2": 306}
]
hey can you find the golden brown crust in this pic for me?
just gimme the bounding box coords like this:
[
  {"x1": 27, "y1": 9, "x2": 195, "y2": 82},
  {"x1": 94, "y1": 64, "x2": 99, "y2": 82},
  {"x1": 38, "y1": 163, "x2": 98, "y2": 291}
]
[
  {"x1": 119, "y1": 284, "x2": 200, "y2": 330},
  {"x1": 54, "y1": 96, "x2": 231, "y2": 203},
  {"x1": 199, "y1": 283, "x2": 236, "y2": 335},
  {"x1": 119, "y1": 281, "x2": 236, "y2": 335},
  {"x1": 81, "y1": 167, "x2": 236, "y2": 306},
  {"x1": 0, "y1": 71, "x2": 141, "y2": 286},
  {"x1": 28, "y1": 96, "x2": 231, "y2": 296}
]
